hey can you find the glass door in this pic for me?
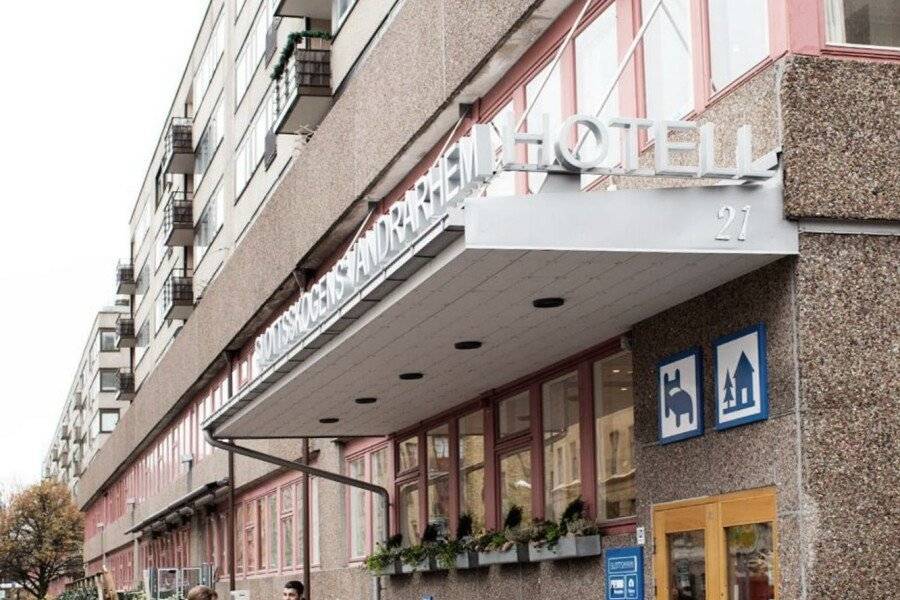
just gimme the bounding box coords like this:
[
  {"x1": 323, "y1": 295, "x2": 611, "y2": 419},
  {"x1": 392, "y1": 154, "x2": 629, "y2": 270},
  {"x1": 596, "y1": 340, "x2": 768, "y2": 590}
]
[{"x1": 653, "y1": 488, "x2": 778, "y2": 600}]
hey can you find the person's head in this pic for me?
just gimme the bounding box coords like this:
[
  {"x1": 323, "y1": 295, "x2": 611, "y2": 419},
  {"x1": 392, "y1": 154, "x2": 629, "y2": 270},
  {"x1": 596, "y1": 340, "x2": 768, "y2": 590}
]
[
  {"x1": 186, "y1": 586, "x2": 217, "y2": 600},
  {"x1": 283, "y1": 581, "x2": 304, "y2": 600}
]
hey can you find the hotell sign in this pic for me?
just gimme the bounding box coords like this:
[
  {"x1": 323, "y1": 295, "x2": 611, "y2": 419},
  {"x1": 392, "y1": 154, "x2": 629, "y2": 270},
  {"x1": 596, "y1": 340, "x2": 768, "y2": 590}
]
[{"x1": 254, "y1": 114, "x2": 776, "y2": 373}]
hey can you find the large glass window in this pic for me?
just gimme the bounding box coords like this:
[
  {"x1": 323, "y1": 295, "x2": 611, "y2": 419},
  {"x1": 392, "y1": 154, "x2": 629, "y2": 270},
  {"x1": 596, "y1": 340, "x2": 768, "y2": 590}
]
[
  {"x1": 542, "y1": 371, "x2": 581, "y2": 522},
  {"x1": 99, "y1": 369, "x2": 118, "y2": 393},
  {"x1": 458, "y1": 411, "x2": 485, "y2": 533},
  {"x1": 594, "y1": 352, "x2": 635, "y2": 520},
  {"x1": 193, "y1": 14, "x2": 225, "y2": 106},
  {"x1": 267, "y1": 494, "x2": 278, "y2": 569},
  {"x1": 195, "y1": 186, "x2": 225, "y2": 262},
  {"x1": 398, "y1": 481, "x2": 420, "y2": 546},
  {"x1": 498, "y1": 391, "x2": 530, "y2": 438},
  {"x1": 426, "y1": 425, "x2": 451, "y2": 537},
  {"x1": 825, "y1": 0, "x2": 900, "y2": 48},
  {"x1": 194, "y1": 99, "x2": 225, "y2": 188},
  {"x1": 499, "y1": 448, "x2": 532, "y2": 523},
  {"x1": 642, "y1": 0, "x2": 693, "y2": 121},
  {"x1": 575, "y1": 3, "x2": 619, "y2": 185},
  {"x1": 397, "y1": 436, "x2": 419, "y2": 472},
  {"x1": 235, "y1": 6, "x2": 272, "y2": 103},
  {"x1": 234, "y1": 91, "x2": 276, "y2": 197},
  {"x1": 371, "y1": 448, "x2": 389, "y2": 546},
  {"x1": 99, "y1": 330, "x2": 117, "y2": 352},
  {"x1": 99, "y1": 409, "x2": 120, "y2": 433},
  {"x1": 708, "y1": 0, "x2": 769, "y2": 92},
  {"x1": 348, "y1": 457, "x2": 367, "y2": 558},
  {"x1": 525, "y1": 62, "x2": 563, "y2": 192}
]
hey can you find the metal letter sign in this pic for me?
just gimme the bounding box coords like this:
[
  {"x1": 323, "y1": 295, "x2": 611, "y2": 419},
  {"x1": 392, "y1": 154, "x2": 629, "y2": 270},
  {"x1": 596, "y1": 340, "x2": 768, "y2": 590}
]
[{"x1": 606, "y1": 547, "x2": 643, "y2": 600}]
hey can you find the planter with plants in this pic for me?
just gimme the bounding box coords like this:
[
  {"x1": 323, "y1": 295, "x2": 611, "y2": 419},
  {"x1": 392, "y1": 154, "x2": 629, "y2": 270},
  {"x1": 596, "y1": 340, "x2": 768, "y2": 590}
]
[
  {"x1": 363, "y1": 534, "x2": 404, "y2": 576},
  {"x1": 270, "y1": 31, "x2": 332, "y2": 81},
  {"x1": 528, "y1": 498, "x2": 603, "y2": 562},
  {"x1": 435, "y1": 514, "x2": 481, "y2": 570},
  {"x1": 474, "y1": 505, "x2": 531, "y2": 565},
  {"x1": 399, "y1": 524, "x2": 443, "y2": 573}
]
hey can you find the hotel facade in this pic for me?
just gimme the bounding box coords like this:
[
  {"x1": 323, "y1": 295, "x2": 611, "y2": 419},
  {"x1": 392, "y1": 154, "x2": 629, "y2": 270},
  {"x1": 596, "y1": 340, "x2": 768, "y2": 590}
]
[{"x1": 47, "y1": 1, "x2": 898, "y2": 599}]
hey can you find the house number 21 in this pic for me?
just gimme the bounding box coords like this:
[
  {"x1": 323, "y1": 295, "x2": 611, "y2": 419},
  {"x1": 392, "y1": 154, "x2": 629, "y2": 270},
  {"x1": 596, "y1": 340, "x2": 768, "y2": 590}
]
[{"x1": 715, "y1": 205, "x2": 751, "y2": 241}]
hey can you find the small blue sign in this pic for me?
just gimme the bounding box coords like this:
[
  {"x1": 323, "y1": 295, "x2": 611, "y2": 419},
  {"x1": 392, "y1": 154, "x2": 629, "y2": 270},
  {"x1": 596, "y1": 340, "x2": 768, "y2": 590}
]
[
  {"x1": 658, "y1": 347, "x2": 704, "y2": 444},
  {"x1": 606, "y1": 547, "x2": 643, "y2": 600},
  {"x1": 714, "y1": 323, "x2": 768, "y2": 430}
]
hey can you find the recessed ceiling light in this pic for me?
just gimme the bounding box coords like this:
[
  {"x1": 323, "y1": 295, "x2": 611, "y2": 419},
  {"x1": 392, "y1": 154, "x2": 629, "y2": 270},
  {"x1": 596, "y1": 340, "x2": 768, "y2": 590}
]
[
  {"x1": 612, "y1": 369, "x2": 621, "y2": 374},
  {"x1": 454, "y1": 341, "x2": 482, "y2": 350},
  {"x1": 354, "y1": 397, "x2": 377, "y2": 405},
  {"x1": 620, "y1": 387, "x2": 628, "y2": 392},
  {"x1": 399, "y1": 372, "x2": 424, "y2": 380},
  {"x1": 532, "y1": 297, "x2": 565, "y2": 308},
  {"x1": 319, "y1": 417, "x2": 339, "y2": 424}
]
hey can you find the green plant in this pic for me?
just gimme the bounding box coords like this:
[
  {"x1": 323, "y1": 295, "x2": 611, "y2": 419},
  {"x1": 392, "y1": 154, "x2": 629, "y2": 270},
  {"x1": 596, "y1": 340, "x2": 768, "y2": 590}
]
[
  {"x1": 270, "y1": 30, "x2": 332, "y2": 80},
  {"x1": 362, "y1": 534, "x2": 403, "y2": 574},
  {"x1": 560, "y1": 497, "x2": 587, "y2": 525}
]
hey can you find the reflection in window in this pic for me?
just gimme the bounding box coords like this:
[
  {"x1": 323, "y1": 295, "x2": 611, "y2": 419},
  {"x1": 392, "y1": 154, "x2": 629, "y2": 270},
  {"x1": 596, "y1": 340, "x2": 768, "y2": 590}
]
[
  {"x1": 642, "y1": 0, "x2": 693, "y2": 121},
  {"x1": 575, "y1": 3, "x2": 619, "y2": 187},
  {"x1": 398, "y1": 436, "x2": 419, "y2": 472},
  {"x1": 499, "y1": 449, "x2": 532, "y2": 523},
  {"x1": 726, "y1": 523, "x2": 775, "y2": 600},
  {"x1": 371, "y1": 448, "x2": 389, "y2": 546},
  {"x1": 498, "y1": 391, "x2": 530, "y2": 438},
  {"x1": 542, "y1": 371, "x2": 581, "y2": 521},
  {"x1": 825, "y1": 0, "x2": 900, "y2": 48},
  {"x1": 349, "y1": 458, "x2": 367, "y2": 557},
  {"x1": 668, "y1": 530, "x2": 707, "y2": 600},
  {"x1": 267, "y1": 494, "x2": 277, "y2": 569},
  {"x1": 708, "y1": 0, "x2": 769, "y2": 92},
  {"x1": 594, "y1": 352, "x2": 636, "y2": 520},
  {"x1": 280, "y1": 486, "x2": 294, "y2": 567},
  {"x1": 427, "y1": 425, "x2": 451, "y2": 537},
  {"x1": 458, "y1": 411, "x2": 486, "y2": 533},
  {"x1": 525, "y1": 62, "x2": 563, "y2": 192},
  {"x1": 398, "y1": 482, "x2": 420, "y2": 546}
]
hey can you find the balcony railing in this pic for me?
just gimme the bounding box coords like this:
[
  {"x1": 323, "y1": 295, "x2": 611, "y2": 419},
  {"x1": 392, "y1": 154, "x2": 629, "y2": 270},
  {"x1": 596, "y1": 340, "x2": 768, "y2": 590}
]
[
  {"x1": 116, "y1": 369, "x2": 136, "y2": 402},
  {"x1": 116, "y1": 316, "x2": 136, "y2": 349},
  {"x1": 163, "y1": 191, "x2": 194, "y2": 247},
  {"x1": 273, "y1": 45, "x2": 332, "y2": 135},
  {"x1": 162, "y1": 269, "x2": 194, "y2": 322},
  {"x1": 162, "y1": 117, "x2": 194, "y2": 174},
  {"x1": 116, "y1": 261, "x2": 136, "y2": 295}
]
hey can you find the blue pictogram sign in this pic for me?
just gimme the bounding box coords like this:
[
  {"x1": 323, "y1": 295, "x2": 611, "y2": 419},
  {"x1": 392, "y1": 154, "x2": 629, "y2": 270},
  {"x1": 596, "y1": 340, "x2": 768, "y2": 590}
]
[
  {"x1": 714, "y1": 323, "x2": 768, "y2": 430},
  {"x1": 605, "y1": 547, "x2": 643, "y2": 600}
]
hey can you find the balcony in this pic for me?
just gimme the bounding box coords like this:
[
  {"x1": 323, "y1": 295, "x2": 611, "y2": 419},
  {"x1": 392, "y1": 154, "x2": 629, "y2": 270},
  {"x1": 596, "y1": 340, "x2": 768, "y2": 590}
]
[
  {"x1": 116, "y1": 369, "x2": 136, "y2": 402},
  {"x1": 161, "y1": 269, "x2": 194, "y2": 322},
  {"x1": 162, "y1": 117, "x2": 194, "y2": 174},
  {"x1": 73, "y1": 390, "x2": 84, "y2": 410},
  {"x1": 59, "y1": 438, "x2": 70, "y2": 460},
  {"x1": 72, "y1": 416, "x2": 83, "y2": 442},
  {"x1": 274, "y1": 0, "x2": 331, "y2": 18},
  {"x1": 59, "y1": 421, "x2": 69, "y2": 440},
  {"x1": 162, "y1": 191, "x2": 194, "y2": 247},
  {"x1": 116, "y1": 261, "x2": 136, "y2": 295},
  {"x1": 116, "y1": 316, "x2": 136, "y2": 349},
  {"x1": 272, "y1": 45, "x2": 332, "y2": 135}
]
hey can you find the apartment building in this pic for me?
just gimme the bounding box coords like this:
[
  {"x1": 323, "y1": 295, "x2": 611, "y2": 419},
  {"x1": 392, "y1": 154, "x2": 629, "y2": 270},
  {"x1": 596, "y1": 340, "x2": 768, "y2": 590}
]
[
  {"x1": 54, "y1": 1, "x2": 898, "y2": 600},
  {"x1": 42, "y1": 304, "x2": 131, "y2": 493}
]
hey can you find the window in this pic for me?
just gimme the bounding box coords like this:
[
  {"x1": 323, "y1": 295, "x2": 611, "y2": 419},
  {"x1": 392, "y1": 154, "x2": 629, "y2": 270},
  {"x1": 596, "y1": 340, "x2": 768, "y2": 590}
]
[
  {"x1": 244, "y1": 501, "x2": 256, "y2": 572},
  {"x1": 235, "y1": 505, "x2": 244, "y2": 574},
  {"x1": 575, "y1": 4, "x2": 619, "y2": 185},
  {"x1": 594, "y1": 352, "x2": 636, "y2": 520},
  {"x1": 195, "y1": 185, "x2": 225, "y2": 262},
  {"x1": 154, "y1": 227, "x2": 169, "y2": 271},
  {"x1": 397, "y1": 436, "x2": 419, "y2": 472},
  {"x1": 426, "y1": 425, "x2": 451, "y2": 536},
  {"x1": 348, "y1": 457, "x2": 367, "y2": 558},
  {"x1": 194, "y1": 99, "x2": 226, "y2": 188},
  {"x1": 371, "y1": 448, "x2": 389, "y2": 545},
  {"x1": 497, "y1": 391, "x2": 530, "y2": 438},
  {"x1": 707, "y1": 0, "x2": 769, "y2": 92},
  {"x1": 280, "y1": 485, "x2": 295, "y2": 569},
  {"x1": 525, "y1": 62, "x2": 562, "y2": 193},
  {"x1": 99, "y1": 330, "x2": 117, "y2": 352},
  {"x1": 398, "y1": 481, "x2": 420, "y2": 546},
  {"x1": 193, "y1": 14, "x2": 225, "y2": 106},
  {"x1": 235, "y1": 6, "x2": 273, "y2": 102},
  {"x1": 100, "y1": 409, "x2": 120, "y2": 433},
  {"x1": 154, "y1": 284, "x2": 167, "y2": 333},
  {"x1": 641, "y1": 0, "x2": 693, "y2": 121},
  {"x1": 542, "y1": 371, "x2": 581, "y2": 522},
  {"x1": 458, "y1": 411, "x2": 485, "y2": 532},
  {"x1": 99, "y1": 369, "x2": 118, "y2": 393},
  {"x1": 310, "y1": 478, "x2": 320, "y2": 565},
  {"x1": 499, "y1": 448, "x2": 532, "y2": 522},
  {"x1": 234, "y1": 91, "x2": 276, "y2": 197},
  {"x1": 135, "y1": 319, "x2": 150, "y2": 365},
  {"x1": 333, "y1": 0, "x2": 357, "y2": 28},
  {"x1": 267, "y1": 494, "x2": 278, "y2": 570},
  {"x1": 135, "y1": 262, "x2": 149, "y2": 304},
  {"x1": 825, "y1": 0, "x2": 900, "y2": 48},
  {"x1": 135, "y1": 201, "x2": 152, "y2": 246}
]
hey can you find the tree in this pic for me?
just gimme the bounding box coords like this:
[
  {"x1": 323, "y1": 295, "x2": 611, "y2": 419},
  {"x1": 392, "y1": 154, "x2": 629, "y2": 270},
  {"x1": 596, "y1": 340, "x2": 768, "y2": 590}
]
[{"x1": 0, "y1": 480, "x2": 84, "y2": 599}]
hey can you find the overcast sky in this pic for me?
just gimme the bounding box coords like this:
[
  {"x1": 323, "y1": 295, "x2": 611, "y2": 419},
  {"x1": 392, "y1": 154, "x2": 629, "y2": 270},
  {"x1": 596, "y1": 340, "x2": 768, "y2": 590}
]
[{"x1": 0, "y1": 1, "x2": 209, "y2": 490}]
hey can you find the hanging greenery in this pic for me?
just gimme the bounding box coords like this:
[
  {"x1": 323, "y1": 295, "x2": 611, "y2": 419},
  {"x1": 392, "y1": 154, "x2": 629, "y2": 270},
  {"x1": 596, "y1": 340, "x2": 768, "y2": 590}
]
[{"x1": 271, "y1": 31, "x2": 332, "y2": 81}]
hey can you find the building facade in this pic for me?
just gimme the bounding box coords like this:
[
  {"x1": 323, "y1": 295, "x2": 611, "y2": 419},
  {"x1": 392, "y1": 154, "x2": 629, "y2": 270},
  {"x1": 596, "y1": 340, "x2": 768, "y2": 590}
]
[
  {"x1": 43, "y1": 304, "x2": 131, "y2": 493},
  {"x1": 51, "y1": 1, "x2": 898, "y2": 600}
]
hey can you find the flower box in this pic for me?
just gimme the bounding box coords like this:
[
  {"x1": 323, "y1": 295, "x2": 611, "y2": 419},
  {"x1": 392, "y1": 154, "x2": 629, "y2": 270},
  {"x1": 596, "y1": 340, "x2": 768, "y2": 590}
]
[
  {"x1": 401, "y1": 557, "x2": 438, "y2": 573},
  {"x1": 454, "y1": 550, "x2": 481, "y2": 570},
  {"x1": 477, "y1": 543, "x2": 529, "y2": 565},
  {"x1": 528, "y1": 534, "x2": 602, "y2": 562},
  {"x1": 370, "y1": 559, "x2": 402, "y2": 576}
]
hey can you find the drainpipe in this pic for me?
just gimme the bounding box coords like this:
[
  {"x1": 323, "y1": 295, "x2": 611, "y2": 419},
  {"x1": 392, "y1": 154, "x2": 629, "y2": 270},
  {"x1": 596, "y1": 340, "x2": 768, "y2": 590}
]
[
  {"x1": 203, "y1": 432, "x2": 390, "y2": 600},
  {"x1": 301, "y1": 439, "x2": 311, "y2": 600}
]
